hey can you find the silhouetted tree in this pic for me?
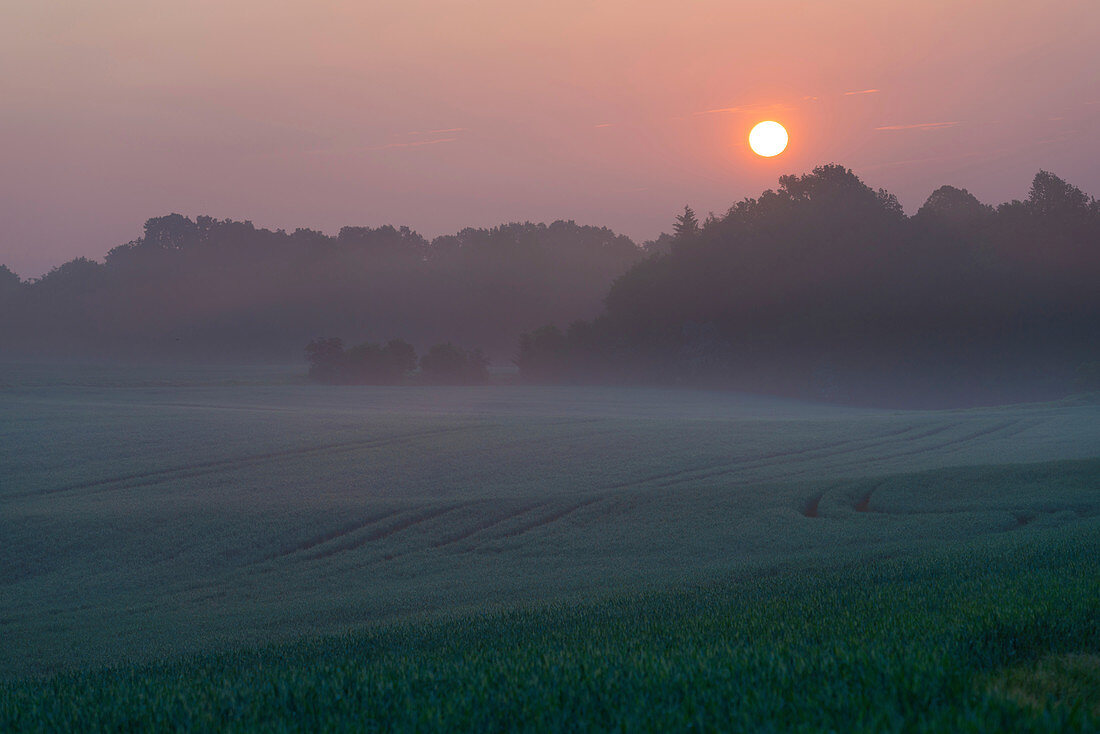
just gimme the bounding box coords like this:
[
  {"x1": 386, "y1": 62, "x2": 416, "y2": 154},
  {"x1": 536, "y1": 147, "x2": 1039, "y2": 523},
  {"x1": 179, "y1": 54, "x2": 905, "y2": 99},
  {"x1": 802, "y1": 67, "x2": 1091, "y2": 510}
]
[
  {"x1": 0, "y1": 264, "x2": 22, "y2": 295},
  {"x1": 643, "y1": 232, "x2": 675, "y2": 256},
  {"x1": 517, "y1": 165, "x2": 1100, "y2": 406},
  {"x1": 673, "y1": 206, "x2": 699, "y2": 240},
  {"x1": 515, "y1": 325, "x2": 570, "y2": 382},
  {"x1": 383, "y1": 339, "x2": 418, "y2": 377},
  {"x1": 305, "y1": 337, "x2": 345, "y2": 382},
  {"x1": 1026, "y1": 171, "x2": 1093, "y2": 218},
  {"x1": 420, "y1": 343, "x2": 490, "y2": 385},
  {"x1": 0, "y1": 214, "x2": 640, "y2": 362},
  {"x1": 304, "y1": 336, "x2": 419, "y2": 384},
  {"x1": 913, "y1": 185, "x2": 994, "y2": 229}
]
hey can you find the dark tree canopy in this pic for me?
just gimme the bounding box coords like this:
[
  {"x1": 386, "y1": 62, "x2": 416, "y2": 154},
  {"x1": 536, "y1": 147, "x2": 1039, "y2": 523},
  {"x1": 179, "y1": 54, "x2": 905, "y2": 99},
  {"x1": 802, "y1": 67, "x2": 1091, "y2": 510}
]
[
  {"x1": 517, "y1": 166, "x2": 1100, "y2": 407},
  {"x1": 305, "y1": 337, "x2": 420, "y2": 385},
  {"x1": 672, "y1": 206, "x2": 700, "y2": 241},
  {"x1": 0, "y1": 217, "x2": 641, "y2": 362},
  {"x1": 913, "y1": 185, "x2": 994, "y2": 227},
  {"x1": 419, "y1": 343, "x2": 490, "y2": 385},
  {"x1": 5, "y1": 164, "x2": 1097, "y2": 407}
]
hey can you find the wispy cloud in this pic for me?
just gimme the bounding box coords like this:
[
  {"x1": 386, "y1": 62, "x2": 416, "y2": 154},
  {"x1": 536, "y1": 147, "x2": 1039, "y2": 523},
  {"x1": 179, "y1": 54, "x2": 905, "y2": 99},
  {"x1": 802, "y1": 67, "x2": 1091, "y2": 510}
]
[
  {"x1": 861, "y1": 149, "x2": 986, "y2": 172},
  {"x1": 693, "y1": 102, "x2": 793, "y2": 116},
  {"x1": 364, "y1": 137, "x2": 458, "y2": 151},
  {"x1": 875, "y1": 121, "x2": 961, "y2": 131},
  {"x1": 593, "y1": 123, "x2": 614, "y2": 128},
  {"x1": 693, "y1": 105, "x2": 750, "y2": 116},
  {"x1": 844, "y1": 88, "x2": 880, "y2": 96}
]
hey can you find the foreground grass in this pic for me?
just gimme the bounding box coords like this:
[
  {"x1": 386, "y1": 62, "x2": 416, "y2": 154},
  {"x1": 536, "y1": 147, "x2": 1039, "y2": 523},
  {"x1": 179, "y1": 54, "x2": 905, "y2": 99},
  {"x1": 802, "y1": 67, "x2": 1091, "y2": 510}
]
[{"x1": 3, "y1": 524, "x2": 1097, "y2": 732}]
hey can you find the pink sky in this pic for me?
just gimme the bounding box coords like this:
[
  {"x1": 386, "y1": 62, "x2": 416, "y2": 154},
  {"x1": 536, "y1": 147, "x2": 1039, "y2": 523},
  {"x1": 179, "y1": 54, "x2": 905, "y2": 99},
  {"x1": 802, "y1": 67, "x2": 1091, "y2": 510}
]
[{"x1": 2, "y1": 0, "x2": 1098, "y2": 277}]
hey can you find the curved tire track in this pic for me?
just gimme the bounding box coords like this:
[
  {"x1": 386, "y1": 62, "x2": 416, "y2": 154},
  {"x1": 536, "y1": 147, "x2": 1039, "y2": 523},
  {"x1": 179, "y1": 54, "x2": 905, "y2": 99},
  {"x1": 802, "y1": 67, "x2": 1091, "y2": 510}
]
[{"x1": 13, "y1": 425, "x2": 487, "y2": 499}]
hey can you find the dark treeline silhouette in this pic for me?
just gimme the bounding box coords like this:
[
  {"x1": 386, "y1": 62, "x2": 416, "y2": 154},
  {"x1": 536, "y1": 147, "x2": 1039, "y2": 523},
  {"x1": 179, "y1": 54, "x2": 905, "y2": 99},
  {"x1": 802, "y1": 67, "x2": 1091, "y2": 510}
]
[
  {"x1": 5, "y1": 164, "x2": 1098, "y2": 406},
  {"x1": 516, "y1": 166, "x2": 1100, "y2": 407},
  {"x1": 0, "y1": 218, "x2": 640, "y2": 362},
  {"x1": 304, "y1": 337, "x2": 488, "y2": 385}
]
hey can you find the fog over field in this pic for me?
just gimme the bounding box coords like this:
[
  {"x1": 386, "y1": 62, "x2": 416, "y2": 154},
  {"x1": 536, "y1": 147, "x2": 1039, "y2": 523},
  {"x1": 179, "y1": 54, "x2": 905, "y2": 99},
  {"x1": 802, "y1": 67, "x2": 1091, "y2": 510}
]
[
  {"x1": 4, "y1": 1, "x2": 1100, "y2": 727},
  {"x1": 3, "y1": 368, "x2": 1098, "y2": 680}
]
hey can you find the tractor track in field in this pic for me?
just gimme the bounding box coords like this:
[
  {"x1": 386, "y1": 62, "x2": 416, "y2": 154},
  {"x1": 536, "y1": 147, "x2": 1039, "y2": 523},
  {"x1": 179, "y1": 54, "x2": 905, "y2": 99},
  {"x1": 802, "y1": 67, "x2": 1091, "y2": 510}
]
[
  {"x1": 135, "y1": 401, "x2": 299, "y2": 413},
  {"x1": 430, "y1": 501, "x2": 547, "y2": 549},
  {"x1": 297, "y1": 497, "x2": 604, "y2": 566},
  {"x1": 607, "y1": 422, "x2": 947, "y2": 492},
  {"x1": 830, "y1": 418, "x2": 1033, "y2": 474},
  {"x1": 331, "y1": 497, "x2": 607, "y2": 565},
  {"x1": 600, "y1": 423, "x2": 928, "y2": 492},
  {"x1": 265, "y1": 509, "x2": 403, "y2": 560},
  {"x1": 655, "y1": 423, "x2": 957, "y2": 489},
  {"x1": 802, "y1": 493, "x2": 823, "y2": 518},
  {"x1": 10, "y1": 425, "x2": 491, "y2": 499},
  {"x1": 492, "y1": 498, "x2": 604, "y2": 541},
  {"x1": 799, "y1": 419, "x2": 1047, "y2": 518},
  {"x1": 853, "y1": 486, "x2": 879, "y2": 512},
  {"x1": 305, "y1": 504, "x2": 471, "y2": 560},
  {"x1": 755, "y1": 418, "x2": 1036, "y2": 488}
]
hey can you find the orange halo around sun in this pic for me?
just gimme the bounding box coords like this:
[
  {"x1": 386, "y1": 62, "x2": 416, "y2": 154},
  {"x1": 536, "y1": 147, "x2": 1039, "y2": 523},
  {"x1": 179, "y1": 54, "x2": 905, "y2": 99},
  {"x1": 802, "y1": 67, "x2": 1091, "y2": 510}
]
[{"x1": 749, "y1": 121, "x2": 788, "y2": 157}]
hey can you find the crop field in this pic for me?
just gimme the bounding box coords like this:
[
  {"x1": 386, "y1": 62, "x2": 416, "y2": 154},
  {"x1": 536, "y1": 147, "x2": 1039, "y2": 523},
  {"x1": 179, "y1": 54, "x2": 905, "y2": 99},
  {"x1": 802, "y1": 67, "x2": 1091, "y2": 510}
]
[{"x1": 2, "y1": 366, "x2": 1098, "y2": 728}]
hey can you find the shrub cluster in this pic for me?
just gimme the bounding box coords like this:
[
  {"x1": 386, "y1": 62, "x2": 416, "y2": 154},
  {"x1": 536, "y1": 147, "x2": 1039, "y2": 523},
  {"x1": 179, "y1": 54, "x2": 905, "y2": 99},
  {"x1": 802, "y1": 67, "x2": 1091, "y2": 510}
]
[{"x1": 305, "y1": 337, "x2": 488, "y2": 385}]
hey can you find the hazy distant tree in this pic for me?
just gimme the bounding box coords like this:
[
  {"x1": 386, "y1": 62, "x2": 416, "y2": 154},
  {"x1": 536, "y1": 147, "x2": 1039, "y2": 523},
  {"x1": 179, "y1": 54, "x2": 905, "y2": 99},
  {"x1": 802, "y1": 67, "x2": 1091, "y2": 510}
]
[
  {"x1": 341, "y1": 342, "x2": 385, "y2": 384},
  {"x1": 337, "y1": 225, "x2": 428, "y2": 262},
  {"x1": 515, "y1": 325, "x2": 570, "y2": 381},
  {"x1": 419, "y1": 343, "x2": 489, "y2": 385},
  {"x1": 589, "y1": 163, "x2": 1100, "y2": 403},
  {"x1": 1026, "y1": 171, "x2": 1092, "y2": 219},
  {"x1": 643, "y1": 232, "x2": 675, "y2": 256},
  {"x1": 304, "y1": 336, "x2": 420, "y2": 384},
  {"x1": 914, "y1": 185, "x2": 994, "y2": 228},
  {"x1": 384, "y1": 339, "x2": 418, "y2": 377},
  {"x1": 0, "y1": 264, "x2": 22, "y2": 294},
  {"x1": 33, "y1": 257, "x2": 104, "y2": 292},
  {"x1": 673, "y1": 206, "x2": 700, "y2": 240},
  {"x1": 142, "y1": 214, "x2": 201, "y2": 251},
  {"x1": 305, "y1": 337, "x2": 345, "y2": 382},
  {"x1": 911, "y1": 185, "x2": 996, "y2": 277}
]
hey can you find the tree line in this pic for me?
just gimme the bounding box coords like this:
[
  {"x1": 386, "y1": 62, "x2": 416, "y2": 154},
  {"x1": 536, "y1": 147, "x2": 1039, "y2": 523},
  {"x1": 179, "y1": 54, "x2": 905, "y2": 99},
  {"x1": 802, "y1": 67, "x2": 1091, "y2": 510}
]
[
  {"x1": 4, "y1": 164, "x2": 1097, "y2": 406},
  {"x1": 0, "y1": 219, "x2": 640, "y2": 362},
  {"x1": 515, "y1": 166, "x2": 1100, "y2": 406}
]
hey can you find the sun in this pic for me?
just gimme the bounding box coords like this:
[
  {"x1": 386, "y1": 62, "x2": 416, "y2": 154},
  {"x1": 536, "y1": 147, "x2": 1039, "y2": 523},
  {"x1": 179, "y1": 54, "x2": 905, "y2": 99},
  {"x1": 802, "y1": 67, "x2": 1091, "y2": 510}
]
[{"x1": 749, "y1": 121, "x2": 789, "y2": 157}]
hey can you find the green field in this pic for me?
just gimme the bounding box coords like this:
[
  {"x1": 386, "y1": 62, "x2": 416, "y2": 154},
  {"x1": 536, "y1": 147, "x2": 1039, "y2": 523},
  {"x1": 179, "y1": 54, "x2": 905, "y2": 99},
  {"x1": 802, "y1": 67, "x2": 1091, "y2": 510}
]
[{"x1": 2, "y1": 367, "x2": 1098, "y2": 729}]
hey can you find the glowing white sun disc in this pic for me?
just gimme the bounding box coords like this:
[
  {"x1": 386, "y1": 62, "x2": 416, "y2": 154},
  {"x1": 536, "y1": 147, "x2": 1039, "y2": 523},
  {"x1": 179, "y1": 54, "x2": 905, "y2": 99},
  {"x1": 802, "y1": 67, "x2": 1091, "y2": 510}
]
[{"x1": 749, "y1": 121, "x2": 789, "y2": 157}]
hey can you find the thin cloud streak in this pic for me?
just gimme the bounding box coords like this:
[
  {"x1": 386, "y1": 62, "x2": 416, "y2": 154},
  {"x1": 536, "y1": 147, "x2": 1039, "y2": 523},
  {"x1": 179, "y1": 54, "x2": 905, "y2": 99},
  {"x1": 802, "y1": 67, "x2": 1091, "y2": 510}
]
[
  {"x1": 844, "y1": 88, "x2": 880, "y2": 95},
  {"x1": 860, "y1": 149, "x2": 992, "y2": 172},
  {"x1": 875, "y1": 121, "x2": 961, "y2": 131},
  {"x1": 363, "y1": 137, "x2": 459, "y2": 151},
  {"x1": 693, "y1": 105, "x2": 751, "y2": 116},
  {"x1": 693, "y1": 103, "x2": 794, "y2": 116},
  {"x1": 424, "y1": 127, "x2": 467, "y2": 134},
  {"x1": 403, "y1": 127, "x2": 467, "y2": 136}
]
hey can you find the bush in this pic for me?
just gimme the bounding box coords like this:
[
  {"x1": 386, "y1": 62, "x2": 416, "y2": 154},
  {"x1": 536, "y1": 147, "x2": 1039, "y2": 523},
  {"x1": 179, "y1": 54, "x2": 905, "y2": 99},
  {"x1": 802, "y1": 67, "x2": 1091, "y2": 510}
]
[
  {"x1": 305, "y1": 337, "x2": 418, "y2": 384},
  {"x1": 419, "y1": 343, "x2": 490, "y2": 385}
]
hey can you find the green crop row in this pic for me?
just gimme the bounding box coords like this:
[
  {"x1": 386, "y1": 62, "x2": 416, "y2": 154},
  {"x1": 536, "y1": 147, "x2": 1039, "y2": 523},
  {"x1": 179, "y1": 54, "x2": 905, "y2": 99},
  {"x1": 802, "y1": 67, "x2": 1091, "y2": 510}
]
[{"x1": 3, "y1": 521, "x2": 1097, "y2": 732}]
